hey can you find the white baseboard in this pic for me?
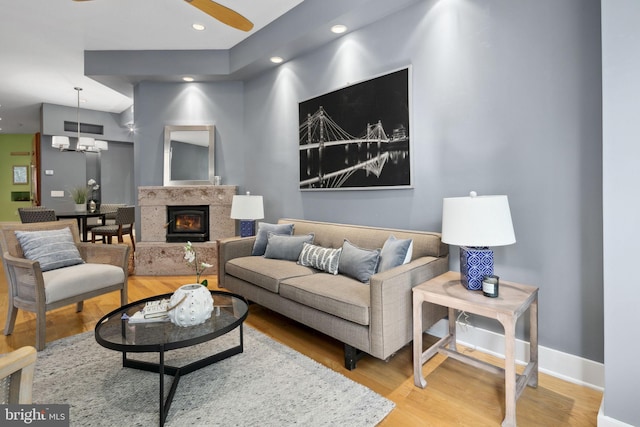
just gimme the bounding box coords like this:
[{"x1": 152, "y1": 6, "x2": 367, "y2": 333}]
[
  {"x1": 426, "y1": 318, "x2": 604, "y2": 390},
  {"x1": 598, "y1": 397, "x2": 634, "y2": 427}
]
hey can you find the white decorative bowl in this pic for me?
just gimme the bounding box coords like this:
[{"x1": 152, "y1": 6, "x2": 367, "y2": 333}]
[{"x1": 168, "y1": 284, "x2": 214, "y2": 327}]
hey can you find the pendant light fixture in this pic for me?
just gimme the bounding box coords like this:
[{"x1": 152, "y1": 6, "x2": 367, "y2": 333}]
[
  {"x1": 74, "y1": 87, "x2": 95, "y2": 151},
  {"x1": 52, "y1": 87, "x2": 107, "y2": 152}
]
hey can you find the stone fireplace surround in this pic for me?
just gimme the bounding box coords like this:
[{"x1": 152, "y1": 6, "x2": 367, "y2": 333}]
[{"x1": 135, "y1": 185, "x2": 237, "y2": 276}]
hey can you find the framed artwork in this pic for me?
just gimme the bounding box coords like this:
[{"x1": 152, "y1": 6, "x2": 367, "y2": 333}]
[
  {"x1": 12, "y1": 165, "x2": 28, "y2": 185},
  {"x1": 299, "y1": 67, "x2": 411, "y2": 190}
]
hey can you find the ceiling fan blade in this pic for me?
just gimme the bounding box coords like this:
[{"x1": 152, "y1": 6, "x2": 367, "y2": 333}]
[{"x1": 185, "y1": 0, "x2": 254, "y2": 32}]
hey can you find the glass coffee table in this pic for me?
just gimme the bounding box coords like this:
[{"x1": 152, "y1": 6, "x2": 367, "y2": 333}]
[{"x1": 95, "y1": 290, "x2": 249, "y2": 427}]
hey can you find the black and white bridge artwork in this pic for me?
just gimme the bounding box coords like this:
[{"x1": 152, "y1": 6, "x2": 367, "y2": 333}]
[{"x1": 298, "y1": 68, "x2": 411, "y2": 190}]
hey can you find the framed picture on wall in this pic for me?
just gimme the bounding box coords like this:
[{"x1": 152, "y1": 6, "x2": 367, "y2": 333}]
[
  {"x1": 12, "y1": 165, "x2": 28, "y2": 185},
  {"x1": 299, "y1": 67, "x2": 411, "y2": 190}
]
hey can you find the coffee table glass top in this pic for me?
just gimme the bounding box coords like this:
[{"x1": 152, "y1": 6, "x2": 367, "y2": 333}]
[{"x1": 95, "y1": 290, "x2": 248, "y2": 352}]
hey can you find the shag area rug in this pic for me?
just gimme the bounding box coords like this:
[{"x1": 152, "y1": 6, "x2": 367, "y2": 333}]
[{"x1": 33, "y1": 325, "x2": 394, "y2": 426}]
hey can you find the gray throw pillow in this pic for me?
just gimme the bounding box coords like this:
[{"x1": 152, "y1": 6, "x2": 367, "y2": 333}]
[
  {"x1": 377, "y1": 235, "x2": 414, "y2": 273},
  {"x1": 338, "y1": 240, "x2": 380, "y2": 283},
  {"x1": 298, "y1": 243, "x2": 342, "y2": 275},
  {"x1": 264, "y1": 233, "x2": 315, "y2": 261},
  {"x1": 15, "y1": 227, "x2": 84, "y2": 272},
  {"x1": 251, "y1": 222, "x2": 295, "y2": 256}
]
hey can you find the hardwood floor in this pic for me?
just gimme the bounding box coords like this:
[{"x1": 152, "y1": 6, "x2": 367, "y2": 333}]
[{"x1": 0, "y1": 266, "x2": 602, "y2": 426}]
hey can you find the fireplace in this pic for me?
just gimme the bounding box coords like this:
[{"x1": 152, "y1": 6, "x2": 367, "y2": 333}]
[{"x1": 166, "y1": 205, "x2": 210, "y2": 243}]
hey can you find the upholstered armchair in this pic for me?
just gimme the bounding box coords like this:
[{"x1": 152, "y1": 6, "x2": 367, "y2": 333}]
[
  {"x1": 0, "y1": 220, "x2": 129, "y2": 350},
  {"x1": 0, "y1": 346, "x2": 37, "y2": 404}
]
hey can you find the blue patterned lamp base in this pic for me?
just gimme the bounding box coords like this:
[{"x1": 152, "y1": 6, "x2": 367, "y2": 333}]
[
  {"x1": 239, "y1": 220, "x2": 256, "y2": 237},
  {"x1": 459, "y1": 246, "x2": 494, "y2": 290}
]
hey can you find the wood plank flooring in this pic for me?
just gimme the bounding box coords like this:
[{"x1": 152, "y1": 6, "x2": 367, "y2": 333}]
[{"x1": 0, "y1": 264, "x2": 602, "y2": 426}]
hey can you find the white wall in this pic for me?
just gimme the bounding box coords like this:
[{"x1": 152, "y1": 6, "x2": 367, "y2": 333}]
[{"x1": 602, "y1": 1, "x2": 640, "y2": 425}]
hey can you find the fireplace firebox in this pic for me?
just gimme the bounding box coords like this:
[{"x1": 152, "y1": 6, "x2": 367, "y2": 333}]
[{"x1": 166, "y1": 205, "x2": 209, "y2": 243}]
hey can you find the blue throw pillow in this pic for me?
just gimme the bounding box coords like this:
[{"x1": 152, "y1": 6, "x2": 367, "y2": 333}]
[
  {"x1": 251, "y1": 222, "x2": 295, "y2": 256},
  {"x1": 338, "y1": 240, "x2": 380, "y2": 283},
  {"x1": 298, "y1": 243, "x2": 342, "y2": 275},
  {"x1": 377, "y1": 235, "x2": 413, "y2": 273},
  {"x1": 15, "y1": 227, "x2": 84, "y2": 272},
  {"x1": 264, "y1": 233, "x2": 315, "y2": 261}
]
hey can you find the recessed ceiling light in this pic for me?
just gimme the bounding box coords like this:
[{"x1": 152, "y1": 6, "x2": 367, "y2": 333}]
[
  {"x1": 270, "y1": 56, "x2": 284, "y2": 64},
  {"x1": 192, "y1": 23, "x2": 205, "y2": 31},
  {"x1": 80, "y1": 99, "x2": 87, "y2": 103},
  {"x1": 183, "y1": 76, "x2": 195, "y2": 82},
  {"x1": 331, "y1": 24, "x2": 348, "y2": 34}
]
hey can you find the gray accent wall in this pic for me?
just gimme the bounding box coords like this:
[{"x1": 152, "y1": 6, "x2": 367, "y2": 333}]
[
  {"x1": 132, "y1": 0, "x2": 603, "y2": 370},
  {"x1": 243, "y1": 0, "x2": 604, "y2": 362},
  {"x1": 602, "y1": 1, "x2": 640, "y2": 425},
  {"x1": 132, "y1": 81, "x2": 245, "y2": 232},
  {"x1": 40, "y1": 103, "x2": 135, "y2": 210}
]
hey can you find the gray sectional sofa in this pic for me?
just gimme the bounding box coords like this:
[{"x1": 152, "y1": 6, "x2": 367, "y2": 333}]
[{"x1": 217, "y1": 218, "x2": 449, "y2": 369}]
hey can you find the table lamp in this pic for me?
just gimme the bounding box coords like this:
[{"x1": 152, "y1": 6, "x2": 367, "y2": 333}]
[
  {"x1": 441, "y1": 191, "x2": 516, "y2": 290},
  {"x1": 230, "y1": 192, "x2": 264, "y2": 237}
]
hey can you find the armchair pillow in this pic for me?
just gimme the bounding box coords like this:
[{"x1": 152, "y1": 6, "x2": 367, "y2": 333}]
[
  {"x1": 264, "y1": 233, "x2": 315, "y2": 261},
  {"x1": 252, "y1": 222, "x2": 295, "y2": 256},
  {"x1": 14, "y1": 227, "x2": 84, "y2": 272},
  {"x1": 338, "y1": 240, "x2": 380, "y2": 283}
]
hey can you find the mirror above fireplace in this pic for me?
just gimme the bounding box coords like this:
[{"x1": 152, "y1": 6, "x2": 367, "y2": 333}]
[{"x1": 163, "y1": 125, "x2": 215, "y2": 186}]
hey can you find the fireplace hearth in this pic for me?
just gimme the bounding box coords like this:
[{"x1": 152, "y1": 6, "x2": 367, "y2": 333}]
[{"x1": 166, "y1": 205, "x2": 209, "y2": 242}]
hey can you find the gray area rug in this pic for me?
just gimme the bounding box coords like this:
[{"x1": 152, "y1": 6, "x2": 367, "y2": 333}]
[{"x1": 33, "y1": 325, "x2": 394, "y2": 426}]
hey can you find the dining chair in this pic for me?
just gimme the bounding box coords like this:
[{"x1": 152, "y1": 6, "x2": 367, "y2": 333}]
[
  {"x1": 91, "y1": 206, "x2": 136, "y2": 251},
  {"x1": 18, "y1": 207, "x2": 57, "y2": 223},
  {"x1": 0, "y1": 346, "x2": 37, "y2": 404},
  {"x1": 0, "y1": 220, "x2": 129, "y2": 350}
]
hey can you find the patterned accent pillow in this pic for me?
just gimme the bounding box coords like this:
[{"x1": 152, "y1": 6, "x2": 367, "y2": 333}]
[
  {"x1": 338, "y1": 240, "x2": 381, "y2": 283},
  {"x1": 298, "y1": 243, "x2": 342, "y2": 275},
  {"x1": 251, "y1": 222, "x2": 295, "y2": 256},
  {"x1": 15, "y1": 227, "x2": 84, "y2": 272}
]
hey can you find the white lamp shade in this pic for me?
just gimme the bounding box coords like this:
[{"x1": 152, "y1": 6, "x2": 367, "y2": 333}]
[
  {"x1": 441, "y1": 194, "x2": 516, "y2": 247},
  {"x1": 230, "y1": 194, "x2": 264, "y2": 220},
  {"x1": 94, "y1": 140, "x2": 108, "y2": 151},
  {"x1": 77, "y1": 137, "x2": 95, "y2": 149},
  {"x1": 52, "y1": 136, "x2": 70, "y2": 149}
]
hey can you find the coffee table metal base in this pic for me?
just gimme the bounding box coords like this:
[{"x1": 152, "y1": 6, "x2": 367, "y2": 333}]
[{"x1": 122, "y1": 325, "x2": 243, "y2": 427}]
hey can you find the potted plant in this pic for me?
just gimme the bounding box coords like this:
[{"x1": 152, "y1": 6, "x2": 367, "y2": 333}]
[{"x1": 70, "y1": 186, "x2": 89, "y2": 212}]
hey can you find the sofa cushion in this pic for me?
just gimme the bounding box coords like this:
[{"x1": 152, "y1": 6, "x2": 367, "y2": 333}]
[
  {"x1": 280, "y1": 274, "x2": 370, "y2": 326},
  {"x1": 377, "y1": 235, "x2": 413, "y2": 273},
  {"x1": 298, "y1": 243, "x2": 342, "y2": 275},
  {"x1": 15, "y1": 227, "x2": 84, "y2": 272},
  {"x1": 338, "y1": 240, "x2": 380, "y2": 283},
  {"x1": 264, "y1": 233, "x2": 314, "y2": 261},
  {"x1": 226, "y1": 256, "x2": 317, "y2": 293},
  {"x1": 252, "y1": 222, "x2": 295, "y2": 256}
]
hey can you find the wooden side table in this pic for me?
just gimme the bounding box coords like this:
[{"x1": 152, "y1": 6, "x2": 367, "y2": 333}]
[{"x1": 412, "y1": 271, "x2": 538, "y2": 427}]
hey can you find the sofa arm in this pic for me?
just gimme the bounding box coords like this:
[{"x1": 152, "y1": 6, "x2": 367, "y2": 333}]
[
  {"x1": 217, "y1": 236, "x2": 256, "y2": 288},
  {"x1": 368, "y1": 255, "x2": 449, "y2": 360}
]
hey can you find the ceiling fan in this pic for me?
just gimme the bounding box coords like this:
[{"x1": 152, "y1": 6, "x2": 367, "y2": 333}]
[{"x1": 73, "y1": 0, "x2": 254, "y2": 32}]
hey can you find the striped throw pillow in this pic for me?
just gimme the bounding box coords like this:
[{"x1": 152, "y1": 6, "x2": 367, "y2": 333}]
[
  {"x1": 298, "y1": 243, "x2": 342, "y2": 275},
  {"x1": 15, "y1": 227, "x2": 84, "y2": 272}
]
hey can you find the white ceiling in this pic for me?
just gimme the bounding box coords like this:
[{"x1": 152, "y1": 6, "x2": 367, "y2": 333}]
[{"x1": 0, "y1": 0, "x2": 303, "y2": 134}]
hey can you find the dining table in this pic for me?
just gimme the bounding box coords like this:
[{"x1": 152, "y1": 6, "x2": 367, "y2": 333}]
[{"x1": 55, "y1": 210, "x2": 106, "y2": 242}]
